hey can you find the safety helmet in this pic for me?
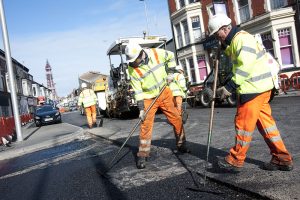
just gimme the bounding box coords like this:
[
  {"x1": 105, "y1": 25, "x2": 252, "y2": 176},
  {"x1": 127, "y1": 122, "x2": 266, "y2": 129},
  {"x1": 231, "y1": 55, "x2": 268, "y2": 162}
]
[
  {"x1": 81, "y1": 82, "x2": 87, "y2": 89},
  {"x1": 208, "y1": 13, "x2": 232, "y2": 36},
  {"x1": 125, "y1": 42, "x2": 142, "y2": 62},
  {"x1": 176, "y1": 64, "x2": 184, "y2": 72}
]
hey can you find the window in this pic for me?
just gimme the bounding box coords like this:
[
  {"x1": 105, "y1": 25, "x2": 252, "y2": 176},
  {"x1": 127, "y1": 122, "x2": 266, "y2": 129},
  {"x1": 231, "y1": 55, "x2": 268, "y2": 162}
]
[
  {"x1": 271, "y1": 0, "x2": 287, "y2": 10},
  {"x1": 33, "y1": 87, "x2": 36, "y2": 96},
  {"x1": 182, "y1": 20, "x2": 190, "y2": 45},
  {"x1": 180, "y1": 60, "x2": 187, "y2": 75},
  {"x1": 0, "y1": 75, "x2": 4, "y2": 91},
  {"x1": 179, "y1": 0, "x2": 185, "y2": 8},
  {"x1": 188, "y1": 58, "x2": 196, "y2": 82},
  {"x1": 191, "y1": 16, "x2": 201, "y2": 40},
  {"x1": 278, "y1": 28, "x2": 294, "y2": 68},
  {"x1": 197, "y1": 55, "x2": 208, "y2": 81},
  {"x1": 207, "y1": 4, "x2": 215, "y2": 16},
  {"x1": 188, "y1": 0, "x2": 199, "y2": 3},
  {"x1": 261, "y1": 32, "x2": 275, "y2": 56},
  {"x1": 238, "y1": 0, "x2": 250, "y2": 23},
  {"x1": 175, "y1": 24, "x2": 183, "y2": 48}
]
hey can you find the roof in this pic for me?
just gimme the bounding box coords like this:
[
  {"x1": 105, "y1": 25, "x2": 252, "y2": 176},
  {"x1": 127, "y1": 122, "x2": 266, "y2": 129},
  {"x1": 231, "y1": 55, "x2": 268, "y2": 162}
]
[
  {"x1": 79, "y1": 71, "x2": 108, "y2": 83},
  {"x1": 107, "y1": 35, "x2": 167, "y2": 55}
]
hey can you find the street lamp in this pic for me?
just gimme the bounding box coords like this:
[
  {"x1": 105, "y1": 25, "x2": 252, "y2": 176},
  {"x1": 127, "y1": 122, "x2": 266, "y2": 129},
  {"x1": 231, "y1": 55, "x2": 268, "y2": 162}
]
[{"x1": 139, "y1": 0, "x2": 149, "y2": 35}]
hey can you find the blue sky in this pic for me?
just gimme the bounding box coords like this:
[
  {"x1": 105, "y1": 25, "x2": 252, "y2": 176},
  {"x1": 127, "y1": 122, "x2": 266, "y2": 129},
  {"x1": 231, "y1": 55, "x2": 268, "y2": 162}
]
[{"x1": 1, "y1": 0, "x2": 172, "y2": 97}]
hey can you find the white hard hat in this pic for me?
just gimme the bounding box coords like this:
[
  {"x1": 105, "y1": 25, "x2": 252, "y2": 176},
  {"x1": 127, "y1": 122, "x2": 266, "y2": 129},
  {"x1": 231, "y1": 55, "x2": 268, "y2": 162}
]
[
  {"x1": 81, "y1": 82, "x2": 87, "y2": 88},
  {"x1": 176, "y1": 64, "x2": 183, "y2": 72},
  {"x1": 125, "y1": 42, "x2": 142, "y2": 62},
  {"x1": 208, "y1": 13, "x2": 232, "y2": 36}
]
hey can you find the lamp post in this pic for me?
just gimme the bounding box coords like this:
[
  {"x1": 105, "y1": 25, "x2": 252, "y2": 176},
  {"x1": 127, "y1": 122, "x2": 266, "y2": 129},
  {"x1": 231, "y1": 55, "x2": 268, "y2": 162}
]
[
  {"x1": 139, "y1": 0, "x2": 149, "y2": 35},
  {"x1": 0, "y1": 0, "x2": 23, "y2": 141}
]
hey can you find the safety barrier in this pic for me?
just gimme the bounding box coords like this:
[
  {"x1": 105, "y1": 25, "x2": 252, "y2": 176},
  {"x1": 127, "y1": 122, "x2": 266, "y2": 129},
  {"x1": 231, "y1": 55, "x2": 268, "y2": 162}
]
[
  {"x1": 0, "y1": 114, "x2": 33, "y2": 144},
  {"x1": 279, "y1": 72, "x2": 300, "y2": 92}
]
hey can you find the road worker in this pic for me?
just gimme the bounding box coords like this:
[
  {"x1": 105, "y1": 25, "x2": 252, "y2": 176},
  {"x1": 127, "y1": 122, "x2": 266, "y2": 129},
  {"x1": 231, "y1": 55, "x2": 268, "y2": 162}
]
[
  {"x1": 77, "y1": 82, "x2": 98, "y2": 129},
  {"x1": 169, "y1": 64, "x2": 187, "y2": 116},
  {"x1": 125, "y1": 42, "x2": 190, "y2": 169},
  {"x1": 208, "y1": 13, "x2": 293, "y2": 171}
]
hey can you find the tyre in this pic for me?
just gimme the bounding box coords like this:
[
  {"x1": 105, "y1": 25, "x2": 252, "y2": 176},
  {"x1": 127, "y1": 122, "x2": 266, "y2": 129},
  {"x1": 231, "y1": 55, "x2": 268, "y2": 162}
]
[
  {"x1": 35, "y1": 121, "x2": 41, "y2": 127},
  {"x1": 227, "y1": 93, "x2": 237, "y2": 107},
  {"x1": 200, "y1": 88, "x2": 213, "y2": 108}
]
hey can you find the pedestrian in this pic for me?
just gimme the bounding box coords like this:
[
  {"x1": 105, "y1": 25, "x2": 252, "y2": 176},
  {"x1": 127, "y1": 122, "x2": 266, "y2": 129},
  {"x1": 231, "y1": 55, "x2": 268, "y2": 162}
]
[
  {"x1": 77, "y1": 82, "x2": 98, "y2": 129},
  {"x1": 169, "y1": 64, "x2": 187, "y2": 116},
  {"x1": 208, "y1": 13, "x2": 293, "y2": 171},
  {"x1": 125, "y1": 42, "x2": 190, "y2": 169}
]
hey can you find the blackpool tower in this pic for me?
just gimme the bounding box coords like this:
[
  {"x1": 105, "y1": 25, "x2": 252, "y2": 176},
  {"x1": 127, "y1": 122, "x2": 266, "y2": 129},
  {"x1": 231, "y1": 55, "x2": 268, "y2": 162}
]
[{"x1": 45, "y1": 60, "x2": 57, "y2": 99}]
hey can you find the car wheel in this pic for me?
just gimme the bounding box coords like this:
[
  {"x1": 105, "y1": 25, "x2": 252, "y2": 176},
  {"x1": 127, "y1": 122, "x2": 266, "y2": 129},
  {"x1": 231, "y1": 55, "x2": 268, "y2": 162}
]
[
  {"x1": 35, "y1": 122, "x2": 41, "y2": 127},
  {"x1": 200, "y1": 88, "x2": 213, "y2": 108}
]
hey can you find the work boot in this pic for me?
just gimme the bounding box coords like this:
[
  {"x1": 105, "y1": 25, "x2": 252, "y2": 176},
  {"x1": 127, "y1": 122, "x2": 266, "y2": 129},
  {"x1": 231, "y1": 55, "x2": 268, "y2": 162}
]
[
  {"x1": 177, "y1": 144, "x2": 191, "y2": 154},
  {"x1": 263, "y1": 162, "x2": 293, "y2": 171},
  {"x1": 136, "y1": 157, "x2": 147, "y2": 169},
  {"x1": 218, "y1": 157, "x2": 242, "y2": 172}
]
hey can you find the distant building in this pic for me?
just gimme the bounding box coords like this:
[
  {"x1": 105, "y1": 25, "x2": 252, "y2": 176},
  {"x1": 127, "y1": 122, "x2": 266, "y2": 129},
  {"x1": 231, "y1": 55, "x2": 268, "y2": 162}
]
[{"x1": 45, "y1": 60, "x2": 57, "y2": 100}]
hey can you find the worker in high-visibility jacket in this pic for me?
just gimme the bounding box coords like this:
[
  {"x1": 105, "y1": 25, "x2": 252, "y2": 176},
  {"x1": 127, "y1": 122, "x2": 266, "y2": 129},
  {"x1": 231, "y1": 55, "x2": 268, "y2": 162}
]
[
  {"x1": 125, "y1": 42, "x2": 190, "y2": 169},
  {"x1": 208, "y1": 13, "x2": 293, "y2": 171},
  {"x1": 169, "y1": 64, "x2": 187, "y2": 115},
  {"x1": 77, "y1": 82, "x2": 98, "y2": 129}
]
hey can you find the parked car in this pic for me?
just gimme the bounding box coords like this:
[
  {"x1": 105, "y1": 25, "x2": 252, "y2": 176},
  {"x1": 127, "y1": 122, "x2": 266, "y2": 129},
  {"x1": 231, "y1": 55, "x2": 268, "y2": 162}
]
[{"x1": 34, "y1": 105, "x2": 62, "y2": 127}]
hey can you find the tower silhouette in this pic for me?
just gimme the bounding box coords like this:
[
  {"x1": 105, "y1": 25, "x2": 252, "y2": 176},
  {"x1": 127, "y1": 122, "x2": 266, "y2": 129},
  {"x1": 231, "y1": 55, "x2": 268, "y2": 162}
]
[{"x1": 45, "y1": 60, "x2": 57, "y2": 99}]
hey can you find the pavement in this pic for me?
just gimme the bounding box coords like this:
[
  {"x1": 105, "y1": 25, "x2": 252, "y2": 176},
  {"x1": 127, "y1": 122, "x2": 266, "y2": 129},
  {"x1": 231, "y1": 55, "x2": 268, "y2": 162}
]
[
  {"x1": 0, "y1": 122, "x2": 86, "y2": 161},
  {"x1": 0, "y1": 90, "x2": 299, "y2": 200}
]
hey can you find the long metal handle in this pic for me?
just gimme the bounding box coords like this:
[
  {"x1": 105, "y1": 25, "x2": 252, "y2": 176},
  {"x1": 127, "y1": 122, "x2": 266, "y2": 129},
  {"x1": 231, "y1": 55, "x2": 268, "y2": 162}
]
[
  {"x1": 106, "y1": 84, "x2": 167, "y2": 171},
  {"x1": 204, "y1": 48, "x2": 220, "y2": 186}
]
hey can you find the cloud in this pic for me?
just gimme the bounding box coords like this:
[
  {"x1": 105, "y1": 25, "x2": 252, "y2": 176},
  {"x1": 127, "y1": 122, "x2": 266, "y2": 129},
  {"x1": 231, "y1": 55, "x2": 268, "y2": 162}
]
[{"x1": 5, "y1": 3, "x2": 172, "y2": 97}]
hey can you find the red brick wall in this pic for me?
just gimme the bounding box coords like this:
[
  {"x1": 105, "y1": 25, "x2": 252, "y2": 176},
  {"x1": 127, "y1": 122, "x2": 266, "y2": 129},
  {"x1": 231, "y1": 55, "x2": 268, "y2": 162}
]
[
  {"x1": 251, "y1": 0, "x2": 266, "y2": 17},
  {"x1": 168, "y1": 0, "x2": 177, "y2": 14}
]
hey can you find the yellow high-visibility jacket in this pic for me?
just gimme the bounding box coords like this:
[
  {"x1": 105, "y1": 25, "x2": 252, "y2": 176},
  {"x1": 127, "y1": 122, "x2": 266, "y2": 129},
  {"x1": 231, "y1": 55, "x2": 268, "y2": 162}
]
[
  {"x1": 128, "y1": 48, "x2": 176, "y2": 101},
  {"x1": 169, "y1": 72, "x2": 187, "y2": 98},
  {"x1": 77, "y1": 89, "x2": 97, "y2": 108},
  {"x1": 224, "y1": 29, "x2": 274, "y2": 103}
]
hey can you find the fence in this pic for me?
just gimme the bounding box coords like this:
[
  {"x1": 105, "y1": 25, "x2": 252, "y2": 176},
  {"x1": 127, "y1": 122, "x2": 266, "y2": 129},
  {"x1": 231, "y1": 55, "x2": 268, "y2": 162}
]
[
  {"x1": 279, "y1": 72, "x2": 300, "y2": 92},
  {"x1": 0, "y1": 114, "x2": 33, "y2": 144}
]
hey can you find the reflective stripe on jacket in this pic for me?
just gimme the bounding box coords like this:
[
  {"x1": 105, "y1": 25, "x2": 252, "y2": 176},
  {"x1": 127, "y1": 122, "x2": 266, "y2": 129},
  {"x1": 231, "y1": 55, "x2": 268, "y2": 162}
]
[
  {"x1": 169, "y1": 73, "x2": 187, "y2": 98},
  {"x1": 128, "y1": 48, "x2": 176, "y2": 101},
  {"x1": 224, "y1": 30, "x2": 274, "y2": 95},
  {"x1": 77, "y1": 89, "x2": 97, "y2": 108}
]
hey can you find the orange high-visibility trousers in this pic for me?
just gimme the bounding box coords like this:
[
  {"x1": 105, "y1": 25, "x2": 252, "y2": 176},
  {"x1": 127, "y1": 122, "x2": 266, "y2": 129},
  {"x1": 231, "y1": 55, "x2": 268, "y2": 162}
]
[
  {"x1": 226, "y1": 90, "x2": 293, "y2": 167},
  {"x1": 137, "y1": 87, "x2": 185, "y2": 157},
  {"x1": 173, "y1": 96, "x2": 183, "y2": 115},
  {"x1": 85, "y1": 104, "x2": 97, "y2": 127}
]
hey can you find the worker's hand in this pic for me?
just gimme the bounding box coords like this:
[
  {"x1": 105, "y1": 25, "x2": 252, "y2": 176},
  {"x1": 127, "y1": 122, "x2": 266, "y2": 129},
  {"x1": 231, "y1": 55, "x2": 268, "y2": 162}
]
[
  {"x1": 139, "y1": 110, "x2": 146, "y2": 121},
  {"x1": 167, "y1": 74, "x2": 174, "y2": 84},
  {"x1": 216, "y1": 86, "x2": 231, "y2": 100}
]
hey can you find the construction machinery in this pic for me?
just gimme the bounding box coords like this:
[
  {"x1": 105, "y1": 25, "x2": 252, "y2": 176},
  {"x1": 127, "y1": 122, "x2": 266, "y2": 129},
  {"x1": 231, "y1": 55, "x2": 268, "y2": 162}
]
[
  {"x1": 105, "y1": 35, "x2": 167, "y2": 118},
  {"x1": 78, "y1": 71, "x2": 108, "y2": 116},
  {"x1": 188, "y1": 51, "x2": 236, "y2": 108}
]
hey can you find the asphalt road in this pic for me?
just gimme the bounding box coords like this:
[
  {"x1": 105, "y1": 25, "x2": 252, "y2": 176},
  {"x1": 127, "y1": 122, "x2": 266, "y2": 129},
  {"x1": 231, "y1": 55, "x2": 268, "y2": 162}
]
[
  {"x1": 0, "y1": 96, "x2": 298, "y2": 200},
  {"x1": 0, "y1": 136, "x2": 262, "y2": 200}
]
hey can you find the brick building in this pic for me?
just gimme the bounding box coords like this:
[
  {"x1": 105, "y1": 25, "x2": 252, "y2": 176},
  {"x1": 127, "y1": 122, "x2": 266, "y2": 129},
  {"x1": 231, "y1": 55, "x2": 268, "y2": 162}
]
[{"x1": 168, "y1": 0, "x2": 300, "y2": 85}]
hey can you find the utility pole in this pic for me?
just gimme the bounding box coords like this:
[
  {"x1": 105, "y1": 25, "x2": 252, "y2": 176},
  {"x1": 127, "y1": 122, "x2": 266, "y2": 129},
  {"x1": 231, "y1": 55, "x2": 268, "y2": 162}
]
[
  {"x1": 0, "y1": 0, "x2": 23, "y2": 141},
  {"x1": 139, "y1": 0, "x2": 149, "y2": 35}
]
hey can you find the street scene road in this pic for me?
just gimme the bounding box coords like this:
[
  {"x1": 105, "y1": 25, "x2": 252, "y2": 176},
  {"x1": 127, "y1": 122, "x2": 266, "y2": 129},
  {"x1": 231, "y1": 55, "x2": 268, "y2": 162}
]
[{"x1": 0, "y1": 95, "x2": 299, "y2": 200}]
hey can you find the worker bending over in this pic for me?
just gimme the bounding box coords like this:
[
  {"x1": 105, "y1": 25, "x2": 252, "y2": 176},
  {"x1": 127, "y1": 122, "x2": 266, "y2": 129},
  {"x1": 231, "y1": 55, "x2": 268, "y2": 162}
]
[{"x1": 125, "y1": 42, "x2": 190, "y2": 169}]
